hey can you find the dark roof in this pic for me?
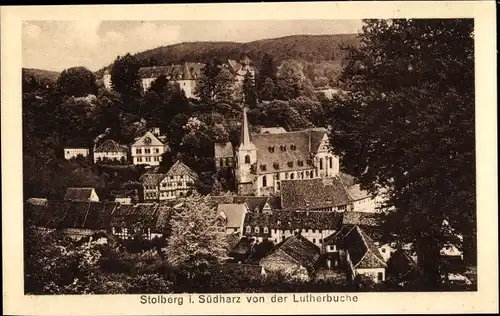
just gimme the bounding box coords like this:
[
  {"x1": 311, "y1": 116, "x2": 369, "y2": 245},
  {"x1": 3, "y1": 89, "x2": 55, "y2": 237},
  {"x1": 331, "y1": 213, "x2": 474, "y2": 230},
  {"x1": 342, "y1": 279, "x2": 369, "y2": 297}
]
[
  {"x1": 140, "y1": 173, "x2": 167, "y2": 186},
  {"x1": 64, "y1": 187, "x2": 96, "y2": 201},
  {"x1": 266, "y1": 196, "x2": 282, "y2": 210},
  {"x1": 244, "y1": 210, "x2": 343, "y2": 237},
  {"x1": 230, "y1": 237, "x2": 254, "y2": 256},
  {"x1": 344, "y1": 226, "x2": 387, "y2": 269},
  {"x1": 214, "y1": 142, "x2": 234, "y2": 158},
  {"x1": 84, "y1": 202, "x2": 118, "y2": 229},
  {"x1": 280, "y1": 177, "x2": 351, "y2": 210},
  {"x1": 266, "y1": 235, "x2": 321, "y2": 272},
  {"x1": 387, "y1": 249, "x2": 421, "y2": 280},
  {"x1": 138, "y1": 63, "x2": 204, "y2": 80},
  {"x1": 60, "y1": 201, "x2": 91, "y2": 228},
  {"x1": 167, "y1": 160, "x2": 198, "y2": 180},
  {"x1": 95, "y1": 139, "x2": 128, "y2": 153},
  {"x1": 342, "y1": 211, "x2": 383, "y2": 227},
  {"x1": 245, "y1": 197, "x2": 268, "y2": 212},
  {"x1": 323, "y1": 225, "x2": 356, "y2": 245}
]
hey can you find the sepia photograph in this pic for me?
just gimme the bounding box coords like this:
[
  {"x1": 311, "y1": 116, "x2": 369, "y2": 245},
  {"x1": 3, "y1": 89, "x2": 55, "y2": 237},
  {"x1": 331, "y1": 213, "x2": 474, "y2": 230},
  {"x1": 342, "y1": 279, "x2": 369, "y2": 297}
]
[{"x1": 2, "y1": 2, "x2": 498, "y2": 315}]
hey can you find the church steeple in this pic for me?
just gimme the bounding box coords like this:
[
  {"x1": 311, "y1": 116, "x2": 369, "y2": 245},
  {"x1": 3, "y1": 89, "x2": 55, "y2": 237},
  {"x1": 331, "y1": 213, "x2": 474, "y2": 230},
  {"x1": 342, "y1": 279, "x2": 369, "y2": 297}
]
[
  {"x1": 240, "y1": 107, "x2": 254, "y2": 149},
  {"x1": 182, "y1": 62, "x2": 192, "y2": 80}
]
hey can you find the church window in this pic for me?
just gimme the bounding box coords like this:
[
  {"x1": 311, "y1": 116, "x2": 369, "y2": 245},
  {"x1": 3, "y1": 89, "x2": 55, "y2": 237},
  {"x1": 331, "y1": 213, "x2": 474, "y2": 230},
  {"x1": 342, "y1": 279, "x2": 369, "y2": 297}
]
[
  {"x1": 320, "y1": 158, "x2": 324, "y2": 170},
  {"x1": 262, "y1": 175, "x2": 267, "y2": 187},
  {"x1": 285, "y1": 173, "x2": 289, "y2": 179},
  {"x1": 264, "y1": 227, "x2": 269, "y2": 234},
  {"x1": 245, "y1": 155, "x2": 251, "y2": 164},
  {"x1": 290, "y1": 145, "x2": 296, "y2": 150},
  {"x1": 329, "y1": 157, "x2": 333, "y2": 168},
  {"x1": 246, "y1": 226, "x2": 251, "y2": 233},
  {"x1": 290, "y1": 173, "x2": 295, "y2": 180},
  {"x1": 268, "y1": 146, "x2": 275, "y2": 153},
  {"x1": 255, "y1": 227, "x2": 260, "y2": 233}
]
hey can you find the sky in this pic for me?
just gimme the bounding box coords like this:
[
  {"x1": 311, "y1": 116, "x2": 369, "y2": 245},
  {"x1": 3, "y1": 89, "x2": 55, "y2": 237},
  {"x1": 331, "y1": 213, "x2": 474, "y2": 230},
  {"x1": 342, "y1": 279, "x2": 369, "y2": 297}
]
[{"x1": 22, "y1": 20, "x2": 363, "y2": 72}]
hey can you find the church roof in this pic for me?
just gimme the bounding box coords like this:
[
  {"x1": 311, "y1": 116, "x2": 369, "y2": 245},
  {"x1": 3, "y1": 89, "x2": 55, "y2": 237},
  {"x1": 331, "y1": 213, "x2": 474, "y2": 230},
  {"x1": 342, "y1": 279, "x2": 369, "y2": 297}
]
[{"x1": 280, "y1": 177, "x2": 351, "y2": 210}]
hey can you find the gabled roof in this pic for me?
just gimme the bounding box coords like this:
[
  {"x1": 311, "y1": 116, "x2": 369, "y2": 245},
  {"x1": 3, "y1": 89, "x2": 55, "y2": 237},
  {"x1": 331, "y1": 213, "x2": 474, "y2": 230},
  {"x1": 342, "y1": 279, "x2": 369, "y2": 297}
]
[
  {"x1": 342, "y1": 211, "x2": 383, "y2": 227},
  {"x1": 244, "y1": 197, "x2": 269, "y2": 212},
  {"x1": 217, "y1": 203, "x2": 247, "y2": 228},
  {"x1": 344, "y1": 226, "x2": 387, "y2": 269},
  {"x1": 281, "y1": 177, "x2": 351, "y2": 210},
  {"x1": 94, "y1": 139, "x2": 128, "y2": 153},
  {"x1": 140, "y1": 173, "x2": 167, "y2": 186},
  {"x1": 166, "y1": 160, "x2": 198, "y2": 180},
  {"x1": 230, "y1": 236, "x2": 254, "y2": 256},
  {"x1": 387, "y1": 249, "x2": 421, "y2": 280},
  {"x1": 131, "y1": 131, "x2": 167, "y2": 147},
  {"x1": 214, "y1": 142, "x2": 234, "y2": 158},
  {"x1": 64, "y1": 187, "x2": 97, "y2": 201},
  {"x1": 265, "y1": 235, "x2": 321, "y2": 272},
  {"x1": 346, "y1": 184, "x2": 371, "y2": 201}
]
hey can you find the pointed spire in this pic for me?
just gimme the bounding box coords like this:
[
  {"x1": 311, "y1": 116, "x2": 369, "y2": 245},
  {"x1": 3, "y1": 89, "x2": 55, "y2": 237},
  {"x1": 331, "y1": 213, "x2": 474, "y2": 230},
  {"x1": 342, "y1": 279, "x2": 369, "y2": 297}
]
[
  {"x1": 182, "y1": 62, "x2": 192, "y2": 80},
  {"x1": 240, "y1": 107, "x2": 252, "y2": 147}
]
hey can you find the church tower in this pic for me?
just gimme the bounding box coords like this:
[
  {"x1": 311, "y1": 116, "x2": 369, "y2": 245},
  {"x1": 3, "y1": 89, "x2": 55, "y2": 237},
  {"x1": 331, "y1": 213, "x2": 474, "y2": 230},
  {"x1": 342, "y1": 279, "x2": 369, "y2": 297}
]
[{"x1": 236, "y1": 107, "x2": 257, "y2": 195}]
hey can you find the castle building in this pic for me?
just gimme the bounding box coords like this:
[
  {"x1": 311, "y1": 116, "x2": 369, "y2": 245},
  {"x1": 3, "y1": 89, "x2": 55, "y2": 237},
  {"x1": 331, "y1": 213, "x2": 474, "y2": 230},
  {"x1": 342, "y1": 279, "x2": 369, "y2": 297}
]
[{"x1": 229, "y1": 107, "x2": 340, "y2": 196}]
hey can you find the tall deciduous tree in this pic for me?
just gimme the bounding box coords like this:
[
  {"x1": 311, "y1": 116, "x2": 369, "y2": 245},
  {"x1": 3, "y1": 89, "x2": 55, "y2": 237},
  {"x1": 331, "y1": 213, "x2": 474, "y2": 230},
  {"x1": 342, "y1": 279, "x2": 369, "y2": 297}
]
[
  {"x1": 325, "y1": 19, "x2": 475, "y2": 289},
  {"x1": 258, "y1": 53, "x2": 277, "y2": 84},
  {"x1": 166, "y1": 194, "x2": 228, "y2": 284},
  {"x1": 110, "y1": 53, "x2": 142, "y2": 98},
  {"x1": 56, "y1": 67, "x2": 97, "y2": 97}
]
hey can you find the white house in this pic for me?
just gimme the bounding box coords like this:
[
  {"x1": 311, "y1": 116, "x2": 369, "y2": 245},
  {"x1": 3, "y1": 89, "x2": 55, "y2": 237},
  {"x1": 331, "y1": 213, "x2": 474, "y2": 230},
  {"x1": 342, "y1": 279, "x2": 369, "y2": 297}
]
[
  {"x1": 64, "y1": 148, "x2": 89, "y2": 160},
  {"x1": 131, "y1": 128, "x2": 168, "y2": 166}
]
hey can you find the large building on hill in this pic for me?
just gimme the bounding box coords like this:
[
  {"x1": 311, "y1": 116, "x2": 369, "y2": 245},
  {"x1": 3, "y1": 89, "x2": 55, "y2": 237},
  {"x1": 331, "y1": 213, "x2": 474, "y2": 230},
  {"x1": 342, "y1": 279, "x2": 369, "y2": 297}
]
[
  {"x1": 102, "y1": 56, "x2": 256, "y2": 99},
  {"x1": 217, "y1": 107, "x2": 340, "y2": 196}
]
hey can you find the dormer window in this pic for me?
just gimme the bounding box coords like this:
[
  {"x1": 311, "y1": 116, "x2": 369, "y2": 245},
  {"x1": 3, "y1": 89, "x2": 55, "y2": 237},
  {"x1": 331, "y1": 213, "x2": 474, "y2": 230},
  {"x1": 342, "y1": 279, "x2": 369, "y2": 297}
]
[
  {"x1": 264, "y1": 227, "x2": 269, "y2": 234},
  {"x1": 260, "y1": 164, "x2": 267, "y2": 171},
  {"x1": 298, "y1": 160, "x2": 304, "y2": 167},
  {"x1": 144, "y1": 137, "x2": 152, "y2": 145},
  {"x1": 280, "y1": 145, "x2": 287, "y2": 152},
  {"x1": 246, "y1": 226, "x2": 251, "y2": 233},
  {"x1": 290, "y1": 145, "x2": 297, "y2": 151},
  {"x1": 255, "y1": 227, "x2": 260, "y2": 233}
]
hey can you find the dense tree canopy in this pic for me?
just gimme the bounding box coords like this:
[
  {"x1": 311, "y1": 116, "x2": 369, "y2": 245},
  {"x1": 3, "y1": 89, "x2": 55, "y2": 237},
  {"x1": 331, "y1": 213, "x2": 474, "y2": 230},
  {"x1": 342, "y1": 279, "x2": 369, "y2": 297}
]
[
  {"x1": 110, "y1": 53, "x2": 142, "y2": 98},
  {"x1": 326, "y1": 19, "x2": 475, "y2": 288},
  {"x1": 56, "y1": 67, "x2": 97, "y2": 97}
]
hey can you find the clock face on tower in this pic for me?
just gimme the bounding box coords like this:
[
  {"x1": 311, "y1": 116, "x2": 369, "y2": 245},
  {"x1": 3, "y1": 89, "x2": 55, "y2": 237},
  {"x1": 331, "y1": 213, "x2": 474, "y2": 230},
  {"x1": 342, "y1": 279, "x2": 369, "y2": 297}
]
[{"x1": 144, "y1": 137, "x2": 152, "y2": 145}]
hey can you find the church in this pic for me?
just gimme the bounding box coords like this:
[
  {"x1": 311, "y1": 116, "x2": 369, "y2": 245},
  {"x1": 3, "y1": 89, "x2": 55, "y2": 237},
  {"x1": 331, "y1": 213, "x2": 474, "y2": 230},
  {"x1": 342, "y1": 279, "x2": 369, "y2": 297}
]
[{"x1": 216, "y1": 108, "x2": 340, "y2": 196}]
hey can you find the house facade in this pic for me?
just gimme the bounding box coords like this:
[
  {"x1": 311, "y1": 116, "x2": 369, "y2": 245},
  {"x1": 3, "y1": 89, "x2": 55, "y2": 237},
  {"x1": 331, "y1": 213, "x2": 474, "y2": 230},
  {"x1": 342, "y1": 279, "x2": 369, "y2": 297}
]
[
  {"x1": 64, "y1": 147, "x2": 89, "y2": 160},
  {"x1": 131, "y1": 128, "x2": 168, "y2": 166},
  {"x1": 224, "y1": 107, "x2": 340, "y2": 196},
  {"x1": 214, "y1": 142, "x2": 236, "y2": 169},
  {"x1": 94, "y1": 139, "x2": 128, "y2": 163},
  {"x1": 217, "y1": 203, "x2": 247, "y2": 235},
  {"x1": 140, "y1": 160, "x2": 198, "y2": 201}
]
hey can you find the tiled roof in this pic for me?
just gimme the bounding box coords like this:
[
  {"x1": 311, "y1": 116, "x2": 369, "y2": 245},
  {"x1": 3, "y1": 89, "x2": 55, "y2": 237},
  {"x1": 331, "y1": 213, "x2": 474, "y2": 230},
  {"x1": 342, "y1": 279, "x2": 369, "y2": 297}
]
[
  {"x1": 60, "y1": 201, "x2": 91, "y2": 228},
  {"x1": 266, "y1": 196, "x2": 282, "y2": 210},
  {"x1": 244, "y1": 210, "x2": 343, "y2": 236},
  {"x1": 214, "y1": 142, "x2": 234, "y2": 158},
  {"x1": 387, "y1": 249, "x2": 421, "y2": 280},
  {"x1": 226, "y1": 233, "x2": 242, "y2": 252},
  {"x1": 166, "y1": 160, "x2": 198, "y2": 180},
  {"x1": 251, "y1": 130, "x2": 314, "y2": 175},
  {"x1": 280, "y1": 177, "x2": 351, "y2": 210},
  {"x1": 95, "y1": 139, "x2": 128, "y2": 153},
  {"x1": 267, "y1": 235, "x2": 321, "y2": 272},
  {"x1": 138, "y1": 63, "x2": 204, "y2": 80},
  {"x1": 342, "y1": 211, "x2": 383, "y2": 227},
  {"x1": 346, "y1": 184, "x2": 371, "y2": 201},
  {"x1": 217, "y1": 204, "x2": 246, "y2": 228},
  {"x1": 64, "y1": 187, "x2": 96, "y2": 201},
  {"x1": 244, "y1": 197, "x2": 268, "y2": 212},
  {"x1": 230, "y1": 237, "x2": 254, "y2": 256},
  {"x1": 110, "y1": 203, "x2": 161, "y2": 230},
  {"x1": 140, "y1": 173, "x2": 167, "y2": 186},
  {"x1": 323, "y1": 225, "x2": 356, "y2": 245},
  {"x1": 344, "y1": 226, "x2": 386, "y2": 269},
  {"x1": 84, "y1": 202, "x2": 118, "y2": 229}
]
